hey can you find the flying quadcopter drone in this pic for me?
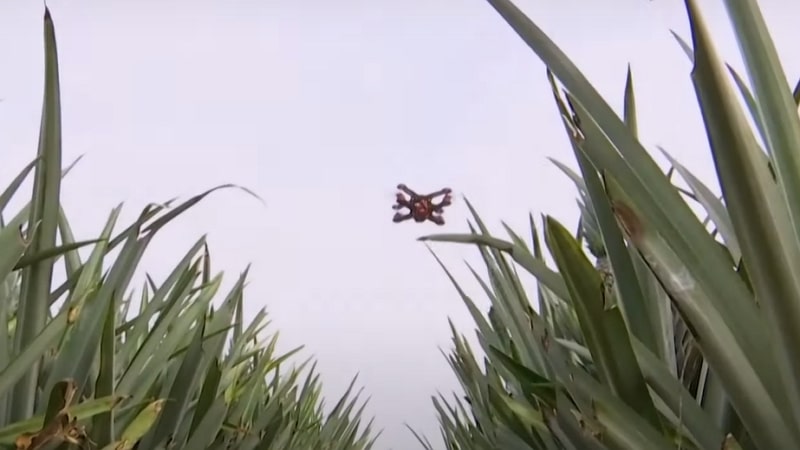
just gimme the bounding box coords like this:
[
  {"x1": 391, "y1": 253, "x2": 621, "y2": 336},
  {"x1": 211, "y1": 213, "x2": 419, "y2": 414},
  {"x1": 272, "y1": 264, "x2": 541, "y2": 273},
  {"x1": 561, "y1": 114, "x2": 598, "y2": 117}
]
[{"x1": 392, "y1": 183, "x2": 453, "y2": 226}]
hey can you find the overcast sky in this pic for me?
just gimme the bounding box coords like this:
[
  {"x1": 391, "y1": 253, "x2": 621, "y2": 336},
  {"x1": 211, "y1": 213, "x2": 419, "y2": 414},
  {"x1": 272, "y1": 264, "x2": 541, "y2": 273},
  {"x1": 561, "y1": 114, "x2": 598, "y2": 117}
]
[{"x1": 0, "y1": 1, "x2": 797, "y2": 449}]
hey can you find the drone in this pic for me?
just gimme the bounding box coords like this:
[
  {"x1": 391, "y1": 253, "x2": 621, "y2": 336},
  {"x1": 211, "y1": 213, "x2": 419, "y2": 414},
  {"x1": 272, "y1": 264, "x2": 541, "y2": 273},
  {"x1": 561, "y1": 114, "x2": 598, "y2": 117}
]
[{"x1": 392, "y1": 184, "x2": 453, "y2": 226}]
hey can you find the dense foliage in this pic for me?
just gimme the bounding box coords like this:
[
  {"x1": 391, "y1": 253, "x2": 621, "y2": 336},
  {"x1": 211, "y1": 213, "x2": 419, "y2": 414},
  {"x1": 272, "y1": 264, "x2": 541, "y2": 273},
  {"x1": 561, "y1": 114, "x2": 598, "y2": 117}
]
[
  {"x1": 1, "y1": 9, "x2": 376, "y2": 450},
  {"x1": 417, "y1": 0, "x2": 800, "y2": 449}
]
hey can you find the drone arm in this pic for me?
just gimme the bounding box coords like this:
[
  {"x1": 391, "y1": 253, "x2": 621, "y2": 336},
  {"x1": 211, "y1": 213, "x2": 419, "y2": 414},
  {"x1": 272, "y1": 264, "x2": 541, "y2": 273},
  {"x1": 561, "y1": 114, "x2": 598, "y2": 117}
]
[
  {"x1": 428, "y1": 214, "x2": 445, "y2": 225},
  {"x1": 396, "y1": 184, "x2": 420, "y2": 198},
  {"x1": 393, "y1": 212, "x2": 413, "y2": 223},
  {"x1": 427, "y1": 187, "x2": 452, "y2": 198}
]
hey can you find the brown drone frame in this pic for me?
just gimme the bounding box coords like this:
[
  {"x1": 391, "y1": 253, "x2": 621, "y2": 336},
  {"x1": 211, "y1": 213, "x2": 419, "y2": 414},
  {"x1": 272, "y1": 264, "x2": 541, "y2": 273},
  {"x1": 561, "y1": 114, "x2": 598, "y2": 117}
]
[{"x1": 392, "y1": 184, "x2": 453, "y2": 226}]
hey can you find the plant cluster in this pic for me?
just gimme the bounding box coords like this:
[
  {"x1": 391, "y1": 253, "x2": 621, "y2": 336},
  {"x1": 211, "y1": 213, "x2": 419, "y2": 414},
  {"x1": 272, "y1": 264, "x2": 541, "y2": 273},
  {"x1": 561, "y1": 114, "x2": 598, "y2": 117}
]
[
  {"x1": 0, "y1": 9, "x2": 376, "y2": 450},
  {"x1": 415, "y1": 0, "x2": 800, "y2": 449}
]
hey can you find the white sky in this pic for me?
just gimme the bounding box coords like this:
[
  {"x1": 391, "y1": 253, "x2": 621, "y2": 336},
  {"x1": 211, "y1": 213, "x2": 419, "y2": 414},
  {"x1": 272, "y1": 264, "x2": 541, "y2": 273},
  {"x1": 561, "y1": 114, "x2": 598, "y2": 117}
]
[{"x1": 0, "y1": 1, "x2": 797, "y2": 449}]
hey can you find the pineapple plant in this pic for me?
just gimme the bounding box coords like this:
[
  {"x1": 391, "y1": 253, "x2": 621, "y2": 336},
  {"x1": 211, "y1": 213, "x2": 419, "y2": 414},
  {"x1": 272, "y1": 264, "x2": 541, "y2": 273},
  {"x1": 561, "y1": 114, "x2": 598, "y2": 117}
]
[
  {"x1": 0, "y1": 8, "x2": 377, "y2": 450},
  {"x1": 417, "y1": 0, "x2": 800, "y2": 448}
]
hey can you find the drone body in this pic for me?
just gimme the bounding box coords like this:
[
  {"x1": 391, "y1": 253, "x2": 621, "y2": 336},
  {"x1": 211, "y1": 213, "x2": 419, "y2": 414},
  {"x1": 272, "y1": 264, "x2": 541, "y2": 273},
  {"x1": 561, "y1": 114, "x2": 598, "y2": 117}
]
[{"x1": 392, "y1": 184, "x2": 452, "y2": 225}]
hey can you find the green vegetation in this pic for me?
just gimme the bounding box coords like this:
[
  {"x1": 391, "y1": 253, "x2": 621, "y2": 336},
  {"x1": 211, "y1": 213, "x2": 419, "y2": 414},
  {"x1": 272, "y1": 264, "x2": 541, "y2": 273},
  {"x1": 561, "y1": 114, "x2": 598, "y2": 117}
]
[
  {"x1": 0, "y1": 9, "x2": 376, "y2": 450},
  {"x1": 416, "y1": 0, "x2": 800, "y2": 449}
]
